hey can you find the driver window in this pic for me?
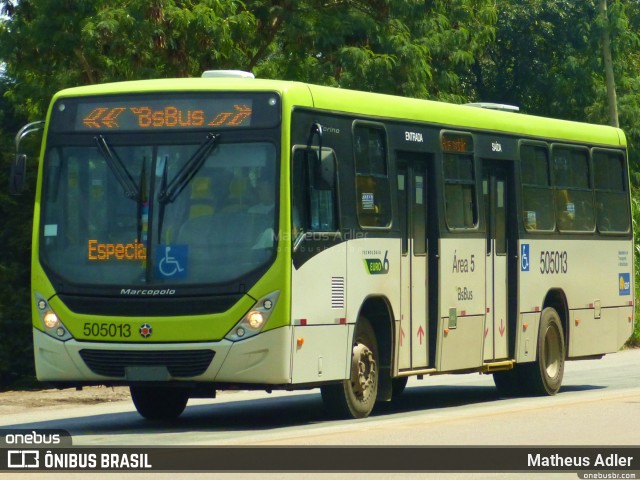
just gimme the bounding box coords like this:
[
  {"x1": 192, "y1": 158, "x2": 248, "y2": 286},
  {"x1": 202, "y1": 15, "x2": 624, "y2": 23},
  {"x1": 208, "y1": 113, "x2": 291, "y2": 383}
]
[{"x1": 292, "y1": 147, "x2": 338, "y2": 240}]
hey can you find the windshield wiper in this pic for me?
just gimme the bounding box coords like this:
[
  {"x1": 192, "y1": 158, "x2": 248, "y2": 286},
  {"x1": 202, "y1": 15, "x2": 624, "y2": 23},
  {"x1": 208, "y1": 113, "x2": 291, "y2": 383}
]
[
  {"x1": 158, "y1": 133, "x2": 219, "y2": 204},
  {"x1": 94, "y1": 135, "x2": 139, "y2": 200}
]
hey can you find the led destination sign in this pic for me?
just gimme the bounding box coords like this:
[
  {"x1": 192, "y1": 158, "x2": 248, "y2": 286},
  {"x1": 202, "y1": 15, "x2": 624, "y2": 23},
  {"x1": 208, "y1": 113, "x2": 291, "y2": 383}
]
[
  {"x1": 441, "y1": 132, "x2": 473, "y2": 153},
  {"x1": 77, "y1": 99, "x2": 252, "y2": 131},
  {"x1": 51, "y1": 93, "x2": 281, "y2": 132}
]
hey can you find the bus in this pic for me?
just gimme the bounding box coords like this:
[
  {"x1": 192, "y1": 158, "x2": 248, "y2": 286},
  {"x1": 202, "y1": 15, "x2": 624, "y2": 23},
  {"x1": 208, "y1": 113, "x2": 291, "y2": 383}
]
[{"x1": 11, "y1": 70, "x2": 635, "y2": 420}]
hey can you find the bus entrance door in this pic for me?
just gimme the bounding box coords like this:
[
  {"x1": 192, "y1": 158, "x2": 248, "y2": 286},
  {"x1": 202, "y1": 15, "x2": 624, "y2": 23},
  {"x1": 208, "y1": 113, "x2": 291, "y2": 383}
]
[
  {"x1": 397, "y1": 156, "x2": 429, "y2": 370},
  {"x1": 482, "y1": 163, "x2": 511, "y2": 361}
]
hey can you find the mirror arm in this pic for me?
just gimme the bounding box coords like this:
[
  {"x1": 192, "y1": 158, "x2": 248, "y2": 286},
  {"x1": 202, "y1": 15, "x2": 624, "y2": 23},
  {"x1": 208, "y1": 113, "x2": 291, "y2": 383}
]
[
  {"x1": 15, "y1": 120, "x2": 45, "y2": 152},
  {"x1": 306, "y1": 122, "x2": 323, "y2": 154},
  {"x1": 10, "y1": 120, "x2": 45, "y2": 195}
]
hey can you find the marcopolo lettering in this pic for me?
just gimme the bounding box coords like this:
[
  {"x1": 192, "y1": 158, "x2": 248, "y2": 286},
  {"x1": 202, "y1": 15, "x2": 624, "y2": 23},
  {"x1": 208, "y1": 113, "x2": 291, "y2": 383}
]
[{"x1": 120, "y1": 289, "x2": 176, "y2": 296}]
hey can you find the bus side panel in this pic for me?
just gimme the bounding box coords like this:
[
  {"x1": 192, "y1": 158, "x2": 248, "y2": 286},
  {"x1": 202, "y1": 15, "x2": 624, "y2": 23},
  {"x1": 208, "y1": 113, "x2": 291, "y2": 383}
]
[
  {"x1": 569, "y1": 307, "x2": 633, "y2": 358},
  {"x1": 570, "y1": 309, "x2": 617, "y2": 357},
  {"x1": 437, "y1": 238, "x2": 486, "y2": 371},
  {"x1": 291, "y1": 325, "x2": 350, "y2": 383},
  {"x1": 617, "y1": 306, "x2": 635, "y2": 349},
  {"x1": 291, "y1": 243, "x2": 350, "y2": 383},
  {"x1": 346, "y1": 237, "x2": 400, "y2": 367},
  {"x1": 517, "y1": 239, "x2": 633, "y2": 359},
  {"x1": 514, "y1": 312, "x2": 541, "y2": 363}
]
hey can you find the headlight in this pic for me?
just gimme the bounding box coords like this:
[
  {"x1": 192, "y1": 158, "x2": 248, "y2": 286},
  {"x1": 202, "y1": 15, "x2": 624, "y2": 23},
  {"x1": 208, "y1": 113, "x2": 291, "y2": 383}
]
[
  {"x1": 35, "y1": 293, "x2": 72, "y2": 341},
  {"x1": 43, "y1": 311, "x2": 60, "y2": 329},
  {"x1": 247, "y1": 311, "x2": 265, "y2": 329},
  {"x1": 225, "y1": 291, "x2": 280, "y2": 342}
]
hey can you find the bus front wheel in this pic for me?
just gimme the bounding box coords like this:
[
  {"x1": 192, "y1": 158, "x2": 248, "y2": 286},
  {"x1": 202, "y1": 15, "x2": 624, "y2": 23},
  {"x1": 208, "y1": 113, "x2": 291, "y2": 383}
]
[
  {"x1": 130, "y1": 385, "x2": 189, "y2": 420},
  {"x1": 521, "y1": 307, "x2": 565, "y2": 396},
  {"x1": 321, "y1": 318, "x2": 379, "y2": 419}
]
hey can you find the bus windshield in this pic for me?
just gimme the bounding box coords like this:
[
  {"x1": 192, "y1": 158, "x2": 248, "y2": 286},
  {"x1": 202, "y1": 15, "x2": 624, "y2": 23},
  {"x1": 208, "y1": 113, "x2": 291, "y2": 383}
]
[{"x1": 40, "y1": 138, "x2": 277, "y2": 288}]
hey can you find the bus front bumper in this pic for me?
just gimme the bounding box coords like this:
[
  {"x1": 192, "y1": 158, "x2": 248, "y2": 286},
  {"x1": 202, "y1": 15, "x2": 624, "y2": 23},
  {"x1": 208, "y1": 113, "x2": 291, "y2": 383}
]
[{"x1": 33, "y1": 326, "x2": 293, "y2": 386}]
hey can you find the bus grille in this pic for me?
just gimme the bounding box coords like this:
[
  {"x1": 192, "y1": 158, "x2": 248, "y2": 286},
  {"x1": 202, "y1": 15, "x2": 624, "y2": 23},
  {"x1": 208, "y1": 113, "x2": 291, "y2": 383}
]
[
  {"x1": 79, "y1": 349, "x2": 215, "y2": 378},
  {"x1": 331, "y1": 276, "x2": 345, "y2": 309}
]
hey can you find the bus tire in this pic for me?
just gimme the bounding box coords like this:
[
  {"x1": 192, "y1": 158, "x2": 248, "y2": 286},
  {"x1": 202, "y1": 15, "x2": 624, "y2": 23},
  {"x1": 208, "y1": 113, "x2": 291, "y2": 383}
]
[
  {"x1": 321, "y1": 318, "x2": 379, "y2": 419},
  {"x1": 521, "y1": 307, "x2": 565, "y2": 396},
  {"x1": 130, "y1": 385, "x2": 189, "y2": 420}
]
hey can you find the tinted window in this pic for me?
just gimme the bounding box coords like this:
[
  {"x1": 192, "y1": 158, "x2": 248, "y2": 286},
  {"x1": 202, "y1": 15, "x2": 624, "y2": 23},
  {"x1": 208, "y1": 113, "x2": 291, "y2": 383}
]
[
  {"x1": 521, "y1": 144, "x2": 555, "y2": 231},
  {"x1": 444, "y1": 152, "x2": 477, "y2": 229},
  {"x1": 354, "y1": 124, "x2": 391, "y2": 228},
  {"x1": 552, "y1": 147, "x2": 594, "y2": 232},
  {"x1": 292, "y1": 148, "x2": 339, "y2": 237},
  {"x1": 593, "y1": 150, "x2": 630, "y2": 233}
]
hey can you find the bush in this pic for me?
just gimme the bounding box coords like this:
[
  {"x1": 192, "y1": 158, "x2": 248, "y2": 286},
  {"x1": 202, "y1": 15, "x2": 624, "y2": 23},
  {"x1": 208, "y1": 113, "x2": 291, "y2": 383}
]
[{"x1": 628, "y1": 191, "x2": 640, "y2": 347}]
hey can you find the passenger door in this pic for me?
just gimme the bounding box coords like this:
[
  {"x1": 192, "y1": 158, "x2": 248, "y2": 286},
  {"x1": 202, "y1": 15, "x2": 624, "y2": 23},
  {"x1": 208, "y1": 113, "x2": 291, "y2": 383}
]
[
  {"x1": 397, "y1": 154, "x2": 429, "y2": 370},
  {"x1": 482, "y1": 162, "x2": 511, "y2": 360}
]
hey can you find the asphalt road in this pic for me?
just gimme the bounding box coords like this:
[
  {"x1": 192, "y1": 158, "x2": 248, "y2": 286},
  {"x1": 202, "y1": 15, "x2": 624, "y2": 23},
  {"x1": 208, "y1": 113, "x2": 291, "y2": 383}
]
[{"x1": 1, "y1": 348, "x2": 639, "y2": 479}]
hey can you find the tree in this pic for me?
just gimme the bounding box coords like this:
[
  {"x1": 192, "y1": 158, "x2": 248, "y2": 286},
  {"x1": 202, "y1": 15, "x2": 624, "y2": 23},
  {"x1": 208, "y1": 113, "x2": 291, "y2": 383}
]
[
  {"x1": 0, "y1": 76, "x2": 37, "y2": 383},
  {"x1": 476, "y1": 1, "x2": 640, "y2": 168},
  {"x1": 599, "y1": 0, "x2": 619, "y2": 127},
  {"x1": 1, "y1": 0, "x2": 499, "y2": 122},
  {"x1": 252, "y1": 0, "x2": 497, "y2": 101}
]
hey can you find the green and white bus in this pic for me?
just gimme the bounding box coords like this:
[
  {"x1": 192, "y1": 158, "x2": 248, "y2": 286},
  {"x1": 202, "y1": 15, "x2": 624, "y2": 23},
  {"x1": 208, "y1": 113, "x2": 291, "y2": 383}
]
[{"x1": 12, "y1": 71, "x2": 635, "y2": 420}]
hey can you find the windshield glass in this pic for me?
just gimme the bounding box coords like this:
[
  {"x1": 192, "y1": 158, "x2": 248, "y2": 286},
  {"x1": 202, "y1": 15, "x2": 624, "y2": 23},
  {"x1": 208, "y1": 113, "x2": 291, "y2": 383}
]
[{"x1": 41, "y1": 139, "x2": 277, "y2": 288}]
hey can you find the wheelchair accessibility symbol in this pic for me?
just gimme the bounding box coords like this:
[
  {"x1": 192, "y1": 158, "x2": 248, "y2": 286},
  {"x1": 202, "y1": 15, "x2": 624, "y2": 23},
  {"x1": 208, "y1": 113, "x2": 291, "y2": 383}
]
[
  {"x1": 156, "y1": 245, "x2": 188, "y2": 279},
  {"x1": 521, "y1": 243, "x2": 530, "y2": 272}
]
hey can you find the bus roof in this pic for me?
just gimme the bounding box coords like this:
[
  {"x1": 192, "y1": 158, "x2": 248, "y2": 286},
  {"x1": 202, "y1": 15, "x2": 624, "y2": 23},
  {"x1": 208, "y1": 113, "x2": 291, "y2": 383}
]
[{"x1": 52, "y1": 77, "x2": 626, "y2": 148}]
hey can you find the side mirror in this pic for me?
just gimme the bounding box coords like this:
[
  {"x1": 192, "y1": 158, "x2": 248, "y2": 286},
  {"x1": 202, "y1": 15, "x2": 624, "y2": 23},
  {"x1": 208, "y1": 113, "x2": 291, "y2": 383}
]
[
  {"x1": 10, "y1": 120, "x2": 45, "y2": 195},
  {"x1": 9, "y1": 154, "x2": 27, "y2": 195}
]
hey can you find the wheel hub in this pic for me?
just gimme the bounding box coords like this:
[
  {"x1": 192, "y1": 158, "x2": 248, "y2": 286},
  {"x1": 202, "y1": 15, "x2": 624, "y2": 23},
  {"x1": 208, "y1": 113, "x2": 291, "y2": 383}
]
[{"x1": 351, "y1": 343, "x2": 377, "y2": 400}]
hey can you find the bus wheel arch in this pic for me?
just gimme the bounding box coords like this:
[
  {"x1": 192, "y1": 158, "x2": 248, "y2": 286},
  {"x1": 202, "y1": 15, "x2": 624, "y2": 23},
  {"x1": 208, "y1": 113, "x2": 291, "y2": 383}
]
[
  {"x1": 542, "y1": 288, "x2": 569, "y2": 351},
  {"x1": 320, "y1": 296, "x2": 394, "y2": 418},
  {"x1": 357, "y1": 296, "x2": 394, "y2": 402},
  {"x1": 521, "y1": 289, "x2": 568, "y2": 396}
]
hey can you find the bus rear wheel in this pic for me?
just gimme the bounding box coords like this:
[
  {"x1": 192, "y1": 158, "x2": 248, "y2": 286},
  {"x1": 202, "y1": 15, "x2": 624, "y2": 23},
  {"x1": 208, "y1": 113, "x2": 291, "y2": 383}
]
[
  {"x1": 321, "y1": 318, "x2": 379, "y2": 419},
  {"x1": 521, "y1": 307, "x2": 565, "y2": 396},
  {"x1": 130, "y1": 385, "x2": 189, "y2": 420}
]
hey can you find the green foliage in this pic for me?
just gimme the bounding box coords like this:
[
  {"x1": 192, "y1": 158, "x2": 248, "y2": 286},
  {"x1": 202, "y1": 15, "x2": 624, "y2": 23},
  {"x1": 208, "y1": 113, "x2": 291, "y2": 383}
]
[
  {"x1": 629, "y1": 191, "x2": 640, "y2": 347},
  {"x1": 0, "y1": 78, "x2": 37, "y2": 384}
]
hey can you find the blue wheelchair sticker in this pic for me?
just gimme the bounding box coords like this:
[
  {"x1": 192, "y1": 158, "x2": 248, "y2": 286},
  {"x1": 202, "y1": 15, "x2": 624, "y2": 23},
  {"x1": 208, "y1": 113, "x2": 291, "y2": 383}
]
[
  {"x1": 156, "y1": 245, "x2": 188, "y2": 279},
  {"x1": 520, "y1": 244, "x2": 530, "y2": 272}
]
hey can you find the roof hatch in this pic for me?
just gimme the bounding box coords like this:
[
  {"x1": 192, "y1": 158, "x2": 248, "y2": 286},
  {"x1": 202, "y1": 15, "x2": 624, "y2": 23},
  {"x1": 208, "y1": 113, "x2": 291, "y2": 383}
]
[{"x1": 201, "y1": 70, "x2": 255, "y2": 79}]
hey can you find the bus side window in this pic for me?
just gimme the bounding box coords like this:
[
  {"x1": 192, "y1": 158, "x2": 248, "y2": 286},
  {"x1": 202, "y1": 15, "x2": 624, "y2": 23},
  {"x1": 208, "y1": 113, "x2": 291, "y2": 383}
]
[
  {"x1": 292, "y1": 147, "x2": 338, "y2": 238},
  {"x1": 354, "y1": 124, "x2": 392, "y2": 228},
  {"x1": 552, "y1": 146, "x2": 594, "y2": 233},
  {"x1": 521, "y1": 144, "x2": 555, "y2": 232},
  {"x1": 593, "y1": 149, "x2": 630, "y2": 233},
  {"x1": 443, "y1": 153, "x2": 477, "y2": 229}
]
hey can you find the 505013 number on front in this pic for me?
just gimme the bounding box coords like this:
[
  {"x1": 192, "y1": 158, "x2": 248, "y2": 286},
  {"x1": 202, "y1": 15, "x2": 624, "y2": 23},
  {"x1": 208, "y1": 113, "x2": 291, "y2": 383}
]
[{"x1": 83, "y1": 323, "x2": 132, "y2": 338}]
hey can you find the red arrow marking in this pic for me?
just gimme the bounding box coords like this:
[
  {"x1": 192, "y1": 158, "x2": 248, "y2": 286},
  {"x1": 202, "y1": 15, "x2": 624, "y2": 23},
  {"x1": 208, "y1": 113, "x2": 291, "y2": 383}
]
[
  {"x1": 499, "y1": 319, "x2": 506, "y2": 337},
  {"x1": 400, "y1": 326, "x2": 405, "y2": 346},
  {"x1": 484, "y1": 327, "x2": 489, "y2": 338},
  {"x1": 417, "y1": 325, "x2": 425, "y2": 345}
]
